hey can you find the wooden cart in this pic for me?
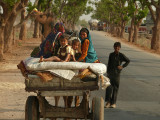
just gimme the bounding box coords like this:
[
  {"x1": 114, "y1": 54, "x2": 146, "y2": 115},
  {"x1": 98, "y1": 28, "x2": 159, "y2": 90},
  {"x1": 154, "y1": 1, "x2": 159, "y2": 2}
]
[{"x1": 24, "y1": 73, "x2": 104, "y2": 120}]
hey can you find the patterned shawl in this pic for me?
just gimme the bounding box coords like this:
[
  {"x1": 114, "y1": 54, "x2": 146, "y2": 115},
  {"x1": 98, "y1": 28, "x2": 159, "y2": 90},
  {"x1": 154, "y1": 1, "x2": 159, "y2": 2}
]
[{"x1": 35, "y1": 22, "x2": 65, "y2": 58}]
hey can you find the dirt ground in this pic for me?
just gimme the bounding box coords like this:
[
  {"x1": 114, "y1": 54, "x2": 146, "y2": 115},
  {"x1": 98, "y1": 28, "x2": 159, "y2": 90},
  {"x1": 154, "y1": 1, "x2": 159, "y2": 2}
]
[
  {"x1": 0, "y1": 38, "x2": 41, "y2": 119},
  {"x1": 0, "y1": 32, "x2": 159, "y2": 119}
]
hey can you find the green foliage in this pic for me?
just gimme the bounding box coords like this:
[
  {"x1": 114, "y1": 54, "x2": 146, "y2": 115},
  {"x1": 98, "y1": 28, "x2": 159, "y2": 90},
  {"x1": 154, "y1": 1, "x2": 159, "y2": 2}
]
[
  {"x1": 133, "y1": 1, "x2": 149, "y2": 25},
  {"x1": 38, "y1": 0, "x2": 52, "y2": 12},
  {"x1": 93, "y1": 0, "x2": 130, "y2": 26},
  {"x1": 62, "y1": 0, "x2": 90, "y2": 24},
  {"x1": 85, "y1": 6, "x2": 93, "y2": 15},
  {"x1": 3, "y1": 0, "x2": 20, "y2": 10},
  {"x1": 3, "y1": 0, "x2": 20, "y2": 7},
  {"x1": 25, "y1": 0, "x2": 92, "y2": 28},
  {"x1": 27, "y1": 2, "x2": 36, "y2": 12},
  {"x1": 136, "y1": 8, "x2": 148, "y2": 20}
]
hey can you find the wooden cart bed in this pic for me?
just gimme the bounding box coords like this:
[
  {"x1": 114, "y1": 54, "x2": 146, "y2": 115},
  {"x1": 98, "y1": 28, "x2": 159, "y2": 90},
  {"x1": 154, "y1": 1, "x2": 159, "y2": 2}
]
[{"x1": 25, "y1": 73, "x2": 99, "y2": 92}]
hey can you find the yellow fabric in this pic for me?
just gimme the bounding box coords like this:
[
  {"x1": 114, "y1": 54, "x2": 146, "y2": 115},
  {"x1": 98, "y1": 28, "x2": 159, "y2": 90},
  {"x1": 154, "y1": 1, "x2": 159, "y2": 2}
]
[{"x1": 71, "y1": 48, "x2": 79, "y2": 56}]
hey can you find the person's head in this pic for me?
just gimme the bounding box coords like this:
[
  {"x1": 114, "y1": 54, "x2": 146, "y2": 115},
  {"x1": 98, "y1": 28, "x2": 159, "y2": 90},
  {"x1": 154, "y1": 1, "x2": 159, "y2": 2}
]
[
  {"x1": 54, "y1": 22, "x2": 65, "y2": 33},
  {"x1": 72, "y1": 39, "x2": 80, "y2": 50},
  {"x1": 80, "y1": 28, "x2": 89, "y2": 40},
  {"x1": 59, "y1": 34, "x2": 69, "y2": 47},
  {"x1": 113, "y1": 42, "x2": 121, "y2": 53}
]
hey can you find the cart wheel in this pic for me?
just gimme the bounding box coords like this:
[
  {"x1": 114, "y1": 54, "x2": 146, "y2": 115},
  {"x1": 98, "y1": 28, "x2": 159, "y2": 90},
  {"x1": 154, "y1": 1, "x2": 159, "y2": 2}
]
[
  {"x1": 25, "y1": 96, "x2": 40, "y2": 120},
  {"x1": 92, "y1": 97, "x2": 104, "y2": 120}
]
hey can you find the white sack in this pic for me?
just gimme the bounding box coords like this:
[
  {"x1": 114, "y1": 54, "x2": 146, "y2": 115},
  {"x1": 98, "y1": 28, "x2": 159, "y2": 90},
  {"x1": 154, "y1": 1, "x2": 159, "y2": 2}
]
[{"x1": 23, "y1": 57, "x2": 106, "y2": 80}]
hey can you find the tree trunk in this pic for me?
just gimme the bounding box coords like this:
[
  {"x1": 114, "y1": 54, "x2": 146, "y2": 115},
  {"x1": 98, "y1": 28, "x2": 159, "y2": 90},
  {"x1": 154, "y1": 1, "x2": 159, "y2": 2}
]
[
  {"x1": 132, "y1": 25, "x2": 138, "y2": 43},
  {"x1": 33, "y1": 20, "x2": 39, "y2": 38},
  {"x1": 120, "y1": 22, "x2": 125, "y2": 38},
  {"x1": 116, "y1": 27, "x2": 120, "y2": 37},
  {"x1": 151, "y1": 10, "x2": 160, "y2": 50},
  {"x1": 0, "y1": 0, "x2": 29, "y2": 54},
  {"x1": 33, "y1": 0, "x2": 41, "y2": 38},
  {"x1": 128, "y1": 18, "x2": 134, "y2": 42},
  {"x1": 133, "y1": 19, "x2": 142, "y2": 43},
  {"x1": 0, "y1": 27, "x2": 4, "y2": 61},
  {"x1": 4, "y1": 12, "x2": 17, "y2": 53},
  {"x1": 30, "y1": 20, "x2": 34, "y2": 29},
  {"x1": 19, "y1": 8, "x2": 26, "y2": 40},
  {"x1": 110, "y1": 24, "x2": 116, "y2": 35},
  {"x1": 151, "y1": 26, "x2": 160, "y2": 50}
]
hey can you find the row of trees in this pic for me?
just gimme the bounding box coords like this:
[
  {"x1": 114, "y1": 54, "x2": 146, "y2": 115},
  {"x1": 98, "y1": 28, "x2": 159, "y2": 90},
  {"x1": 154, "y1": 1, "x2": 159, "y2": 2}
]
[
  {"x1": 92, "y1": 0, "x2": 160, "y2": 51},
  {"x1": 0, "y1": 0, "x2": 93, "y2": 61}
]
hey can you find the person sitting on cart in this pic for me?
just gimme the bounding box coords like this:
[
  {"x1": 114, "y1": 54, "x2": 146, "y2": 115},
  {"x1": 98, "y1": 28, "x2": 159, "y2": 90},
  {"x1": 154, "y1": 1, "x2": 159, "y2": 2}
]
[
  {"x1": 70, "y1": 39, "x2": 81, "y2": 61},
  {"x1": 31, "y1": 22, "x2": 65, "y2": 58},
  {"x1": 72, "y1": 28, "x2": 102, "y2": 107},
  {"x1": 78, "y1": 28, "x2": 100, "y2": 63},
  {"x1": 39, "y1": 34, "x2": 72, "y2": 62}
]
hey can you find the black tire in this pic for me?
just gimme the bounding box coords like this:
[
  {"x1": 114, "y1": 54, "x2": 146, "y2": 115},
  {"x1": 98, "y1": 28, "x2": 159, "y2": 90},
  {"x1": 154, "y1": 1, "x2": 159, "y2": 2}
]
[
  {"x1": 92, "y1": 97, "x2": 104, "y2": 120},
  {"x1": 25, "y1": 96, "x2": 40, "y2": 120}
]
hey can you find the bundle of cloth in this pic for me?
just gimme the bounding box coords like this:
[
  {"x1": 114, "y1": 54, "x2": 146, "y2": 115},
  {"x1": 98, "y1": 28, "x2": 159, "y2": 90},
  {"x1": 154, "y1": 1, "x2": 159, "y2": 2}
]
[{"x1": 18, "y1": 57, "x2": 110, "y2": 89}]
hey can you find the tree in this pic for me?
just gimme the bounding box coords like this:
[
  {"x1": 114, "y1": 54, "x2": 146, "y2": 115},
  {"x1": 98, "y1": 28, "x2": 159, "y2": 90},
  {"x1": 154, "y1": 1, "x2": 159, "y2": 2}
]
[
  {"x1": 0, "y1": 0, "x2": 28, "y2": 61},
  {"x1": 146, "y1": 0, "x2": 160, "y2": 50},
  {"x1": 51, "y1": 0, "x2": 92, "y2": 30},
  {"x1": 132, "y1": 0, "x2": 148, "y2": 43},
  {"x1": 93, "y1": 0, "x2": 129, "y2": 38},
  {"x1": 32, "y1": 0, "x2": 92, "y2": 31},
  {"x1": 127, "y1": 0, "x2": 136, "y2": 42},
  {"x1": 19, "y1": 8, "x2": 26, "y2": 40}
]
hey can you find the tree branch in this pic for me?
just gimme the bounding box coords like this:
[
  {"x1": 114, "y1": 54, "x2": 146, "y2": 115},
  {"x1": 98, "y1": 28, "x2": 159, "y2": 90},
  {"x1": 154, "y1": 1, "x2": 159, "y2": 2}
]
[
  {"x1": 151, "y1": 0, "x2": 160, "y2": 9},
  {"x1": 148, "y1": 4, "x2": 156, "y2": 23},
  {"x1": 14, "y1": 11, "x2": 32, "y2": 28},
  {"x1": 59, "y1": 0, "x2": 66, "y2": 17}
]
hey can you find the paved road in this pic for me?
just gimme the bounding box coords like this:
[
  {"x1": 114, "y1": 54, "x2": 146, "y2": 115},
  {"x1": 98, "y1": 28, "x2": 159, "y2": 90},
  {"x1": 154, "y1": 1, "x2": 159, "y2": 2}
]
[
  {"x1": 0, "y1": 31, "x2": 160, "y2": 120},
  {"x1": 90, "y1": 31, "x2": 160, "y2": 120}
]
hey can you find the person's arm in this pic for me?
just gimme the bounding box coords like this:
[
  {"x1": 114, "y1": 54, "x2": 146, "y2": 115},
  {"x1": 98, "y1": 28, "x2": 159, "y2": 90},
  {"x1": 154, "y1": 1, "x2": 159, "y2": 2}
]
[
  {"x1": 78, "y1": 39, "x2": 89, "y2": 62},
  {"x1": 121, "y1": 53, "x2": 130, "y2": 68},
  {"x1": 72, "y1": 55, "x2": 76, "y2": 62},
  {"x1": 63, "y1": 54, "x2": 71, "y2": 62},
  {"x1": 70, "y1": 48, "x2": 76, "y2": 61},
  {"x1": 107, "y1": 53, "x2": 112, "y2": 76}
]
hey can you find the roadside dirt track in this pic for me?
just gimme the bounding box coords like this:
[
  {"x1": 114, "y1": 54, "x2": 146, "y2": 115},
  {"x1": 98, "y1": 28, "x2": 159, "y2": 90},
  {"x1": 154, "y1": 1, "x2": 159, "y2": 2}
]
[{"x1": 0, "y1": 38, "x2": 40, "y2": 119}]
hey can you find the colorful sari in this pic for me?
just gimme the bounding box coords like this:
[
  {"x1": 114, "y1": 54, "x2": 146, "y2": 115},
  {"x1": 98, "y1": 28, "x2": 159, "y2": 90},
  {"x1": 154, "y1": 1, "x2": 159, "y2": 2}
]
[{"x1": 78, "y1": 28, "x2": 98, "y2": 63}]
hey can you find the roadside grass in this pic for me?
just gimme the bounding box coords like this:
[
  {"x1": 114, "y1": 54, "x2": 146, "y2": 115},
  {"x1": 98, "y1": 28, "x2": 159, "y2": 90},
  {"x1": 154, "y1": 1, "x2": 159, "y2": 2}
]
[
  {"x1": 14, "y1": 28, "x2": 34, "y2": 40},
  {"x1": 124, "y1": 33, "x2": 152, "y2": 49}
]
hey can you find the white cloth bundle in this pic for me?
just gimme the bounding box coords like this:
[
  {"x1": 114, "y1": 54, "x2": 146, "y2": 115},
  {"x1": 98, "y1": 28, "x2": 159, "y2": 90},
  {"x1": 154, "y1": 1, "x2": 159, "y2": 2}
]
[{"x1": 23, "y1": 57, "x2": 107, "y2": 80}]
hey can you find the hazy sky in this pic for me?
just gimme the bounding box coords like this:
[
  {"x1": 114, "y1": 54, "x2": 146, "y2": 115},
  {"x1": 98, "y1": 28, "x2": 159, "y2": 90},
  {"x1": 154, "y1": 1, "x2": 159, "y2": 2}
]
[
  {"x1": 80, "y1": 0, "x2": 97, "y2": 21},
  {"x1": 80, "y1": 13, "x2": 92, "y2": 21}
]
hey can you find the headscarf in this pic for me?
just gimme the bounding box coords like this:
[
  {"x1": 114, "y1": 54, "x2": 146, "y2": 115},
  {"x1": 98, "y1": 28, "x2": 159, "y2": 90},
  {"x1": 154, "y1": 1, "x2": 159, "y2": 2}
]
[
  {"x1": 54, "y1": 22, "x2": 65, "y2": 34},
  {"x1": 79, "y1": 28, "x2": 98, "y2": 63}
]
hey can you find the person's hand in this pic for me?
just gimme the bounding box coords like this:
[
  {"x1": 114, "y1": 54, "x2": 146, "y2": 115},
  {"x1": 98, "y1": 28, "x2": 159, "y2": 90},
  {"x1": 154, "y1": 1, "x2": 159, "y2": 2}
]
[
  {"x1": 118, "y1": 66, "x2": 123, "y2": 70},
  {"x1": 39, "y1": 56, "x2": 44, "y2": 62}
]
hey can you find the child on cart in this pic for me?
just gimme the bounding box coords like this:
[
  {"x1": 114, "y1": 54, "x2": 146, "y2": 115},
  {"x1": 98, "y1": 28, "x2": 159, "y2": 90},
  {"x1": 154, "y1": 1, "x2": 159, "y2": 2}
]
[
  {"x1": 39, "y1": 34, "x2": 71, "y2": 62},
  {"x1": 70, "y1": 39, "x2": 81, "y2": 61}
]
